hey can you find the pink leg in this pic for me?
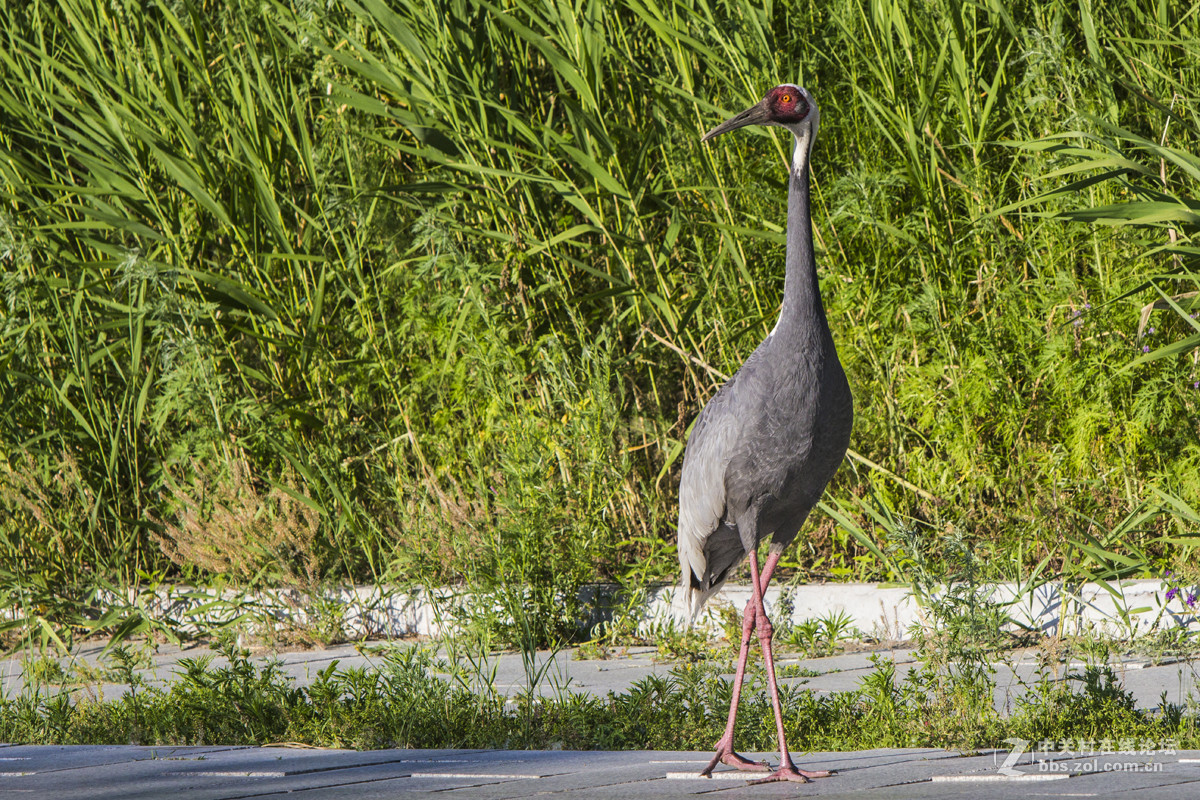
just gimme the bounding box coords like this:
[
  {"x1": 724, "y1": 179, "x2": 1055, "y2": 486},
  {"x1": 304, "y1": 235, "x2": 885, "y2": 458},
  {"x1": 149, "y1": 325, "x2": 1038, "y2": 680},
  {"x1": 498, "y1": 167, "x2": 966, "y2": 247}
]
[
  {"x1": 758, "y1": 548, "x2": 782, "y2": 593},
  {"x1": 745, "y1": 550, "x2": 832, "y2": 784},
  {"x1": 700, "y1": 593, "x2": 769, "y2": 776},
  {"x1": 699, "y1": 548, "x2": 797, "y2": 777}
]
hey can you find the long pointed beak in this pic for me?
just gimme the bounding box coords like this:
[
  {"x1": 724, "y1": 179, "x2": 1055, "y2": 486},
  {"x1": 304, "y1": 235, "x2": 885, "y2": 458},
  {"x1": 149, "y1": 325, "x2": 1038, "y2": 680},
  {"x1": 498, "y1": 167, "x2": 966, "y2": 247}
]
[{"x1": 701, "y1": 98, "x2": 771, "y2": 142}]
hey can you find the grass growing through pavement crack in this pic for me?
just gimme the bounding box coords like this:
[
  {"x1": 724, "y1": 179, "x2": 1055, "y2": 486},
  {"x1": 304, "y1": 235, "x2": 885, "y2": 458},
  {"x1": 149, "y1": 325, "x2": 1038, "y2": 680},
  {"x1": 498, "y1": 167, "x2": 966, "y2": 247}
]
[{"x1": 0, "y1": 641, "x2": 1196, "y2": 751}]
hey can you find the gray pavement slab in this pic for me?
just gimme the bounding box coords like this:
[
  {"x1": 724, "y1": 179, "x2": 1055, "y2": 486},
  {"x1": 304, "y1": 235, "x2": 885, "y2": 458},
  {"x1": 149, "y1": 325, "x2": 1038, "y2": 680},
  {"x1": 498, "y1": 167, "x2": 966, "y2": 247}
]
[
  {"x1": 2, "y1": 746, "x2": 1199, "y2": 799},
  {"x1": 2, "y1": 639, "x2": 1198, "y2": 715}
]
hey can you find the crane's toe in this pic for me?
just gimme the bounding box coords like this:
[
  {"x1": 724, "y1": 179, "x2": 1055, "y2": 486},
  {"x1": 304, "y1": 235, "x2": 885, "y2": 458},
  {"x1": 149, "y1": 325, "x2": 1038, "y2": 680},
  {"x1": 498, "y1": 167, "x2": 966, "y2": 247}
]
[
  {"x1": 699, "y1": 739, "x2": 771, "y2": 777},
  {"x1": 747, "y1": 764, "x2": 833, "y2": 784}
]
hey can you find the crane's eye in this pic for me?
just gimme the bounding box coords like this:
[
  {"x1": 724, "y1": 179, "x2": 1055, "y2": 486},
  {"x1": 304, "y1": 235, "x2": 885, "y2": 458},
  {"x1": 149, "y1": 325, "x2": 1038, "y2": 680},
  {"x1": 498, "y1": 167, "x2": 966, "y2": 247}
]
[{"x1": 768, "y1": 87, "x2": 808, "y2": 123}]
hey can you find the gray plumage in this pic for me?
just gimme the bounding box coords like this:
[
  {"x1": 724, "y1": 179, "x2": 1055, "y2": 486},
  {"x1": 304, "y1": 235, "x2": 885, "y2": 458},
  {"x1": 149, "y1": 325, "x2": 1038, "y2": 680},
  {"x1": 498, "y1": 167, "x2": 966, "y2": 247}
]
[{"x1": 678, "y1": 85, "x2": 853, "y2": 617}]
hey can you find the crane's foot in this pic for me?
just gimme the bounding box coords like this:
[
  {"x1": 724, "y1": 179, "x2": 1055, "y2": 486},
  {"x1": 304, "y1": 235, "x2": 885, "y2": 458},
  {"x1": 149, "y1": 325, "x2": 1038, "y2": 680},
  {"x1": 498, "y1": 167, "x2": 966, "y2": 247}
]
[
  {"x1": 699, "y1": 739, "x2": 770, "y2": 777},
  {"x1": 747, "y1": 763, "x2": 833, "y2": 784}
]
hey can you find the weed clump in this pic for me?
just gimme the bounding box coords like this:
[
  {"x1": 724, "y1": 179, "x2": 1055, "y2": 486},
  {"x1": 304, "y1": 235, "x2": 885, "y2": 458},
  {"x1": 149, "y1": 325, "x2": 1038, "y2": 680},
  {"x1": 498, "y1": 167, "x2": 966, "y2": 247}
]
[{"x1": 2, "y1": 641, "x2": 1197, "y2": 752}]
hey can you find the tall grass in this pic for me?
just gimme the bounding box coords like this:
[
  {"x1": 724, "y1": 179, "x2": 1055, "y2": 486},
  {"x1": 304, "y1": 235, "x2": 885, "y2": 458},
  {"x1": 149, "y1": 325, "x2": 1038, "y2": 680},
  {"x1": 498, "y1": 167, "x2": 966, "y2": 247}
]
[{"x1": 1, "y1": 0, "x2": 1198, "y2": 645}]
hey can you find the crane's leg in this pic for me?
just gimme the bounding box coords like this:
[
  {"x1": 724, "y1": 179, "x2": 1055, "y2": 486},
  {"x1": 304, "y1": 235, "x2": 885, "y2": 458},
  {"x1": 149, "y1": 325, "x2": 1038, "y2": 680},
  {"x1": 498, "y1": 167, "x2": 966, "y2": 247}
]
[
  {"x1": 698, "y1": 549, "x2": 800, "y2": 777},
  {"x1": 746, "y1": 549, "x2": 832, "y2": 784},
  {"x1": 699, "y1": 591, "x2": 770, "y2": 776}
]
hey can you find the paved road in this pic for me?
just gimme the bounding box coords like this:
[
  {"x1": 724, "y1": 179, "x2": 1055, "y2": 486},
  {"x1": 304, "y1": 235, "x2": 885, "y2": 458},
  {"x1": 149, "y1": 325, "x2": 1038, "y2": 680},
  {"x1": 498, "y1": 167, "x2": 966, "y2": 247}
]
[
  {"x1": 3, "y1": 642, "x2": 1199, "y2": 798},
  {"x1": 3, "y1": 640, "x2": 1196, "y2": 712},
  {"x1": 2, "y1": 744, "x2": 1197, "y2": 799}
]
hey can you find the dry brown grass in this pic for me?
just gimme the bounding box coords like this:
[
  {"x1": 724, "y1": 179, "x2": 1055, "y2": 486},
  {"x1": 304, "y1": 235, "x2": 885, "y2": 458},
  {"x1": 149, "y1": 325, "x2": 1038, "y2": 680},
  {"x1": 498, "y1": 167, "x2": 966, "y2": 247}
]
[
  {"x1": 0, "y1": 451, "x2": 95, "y2": 558},
  {"x1": 153, "y1": 443, "x2": 321, "y2": 587}
]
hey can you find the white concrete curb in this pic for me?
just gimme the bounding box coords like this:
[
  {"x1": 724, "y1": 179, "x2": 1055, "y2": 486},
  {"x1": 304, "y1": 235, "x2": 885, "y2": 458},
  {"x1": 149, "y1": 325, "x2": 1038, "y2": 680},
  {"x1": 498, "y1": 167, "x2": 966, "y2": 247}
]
[
  {"x1": 99, "y1": 578, "x2": 1197, "y2": 642},
  {"x1": 662, "y1": 579, "x2": 1194, "y2": 641}
]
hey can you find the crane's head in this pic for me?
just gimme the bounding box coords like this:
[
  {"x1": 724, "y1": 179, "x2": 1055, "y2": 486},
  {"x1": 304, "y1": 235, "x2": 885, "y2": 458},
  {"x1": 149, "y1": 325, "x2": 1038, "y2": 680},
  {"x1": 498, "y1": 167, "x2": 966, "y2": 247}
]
[{"x1": 701, "y1": 85, "x2": 819, "y2": 161}]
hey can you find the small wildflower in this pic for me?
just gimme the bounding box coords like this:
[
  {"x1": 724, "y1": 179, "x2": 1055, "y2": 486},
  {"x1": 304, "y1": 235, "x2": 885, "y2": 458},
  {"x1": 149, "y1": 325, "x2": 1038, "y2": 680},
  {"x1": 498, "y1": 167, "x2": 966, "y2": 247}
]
[
  {"x1": 1142, "y1": 345, "x2": 1150, "y2": 353},
  {"x1": 1194, "y1": 381, "x2": 1199, "y2": 389},
  {"x1": 1188, "y1": 593, "x2": 1197, "y2": 608},
  {"x1": 1166, "y1": 587, "x2": 1180, "y2": 602},
  {"x1": 1084, "y1": 303, "x2": 1092, "y2": 309},
  {"x1": 1148, "y1": 327, "x2": 1156, "y2": 334}
]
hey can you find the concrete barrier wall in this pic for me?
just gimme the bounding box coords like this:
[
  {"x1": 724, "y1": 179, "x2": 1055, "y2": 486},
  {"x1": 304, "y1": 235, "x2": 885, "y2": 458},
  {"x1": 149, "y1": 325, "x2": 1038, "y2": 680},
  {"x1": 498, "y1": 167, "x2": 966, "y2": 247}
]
[{"x1": 97, "y1": 579, "x2": 1197, "y2": 642}]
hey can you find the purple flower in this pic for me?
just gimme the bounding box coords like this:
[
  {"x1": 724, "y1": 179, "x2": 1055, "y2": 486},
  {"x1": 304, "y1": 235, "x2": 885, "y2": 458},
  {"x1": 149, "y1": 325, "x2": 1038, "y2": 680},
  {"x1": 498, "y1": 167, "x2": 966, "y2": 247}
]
[
  {"x1": 1148, "y1": 327, "x2": 1156, "y2": 334},
  {"x1": 1194, "y1": 381, "x2": 1199, "y2": 389},
  {"x1": 1142, "y1": 345, "x2": 1151, "y2": 353},
  {"x1": 1188, "y1": 593, "x2": 1197, "y2": 608},
  {"x1": 1166, "y1": 587, "x2": 1179, "y2": 601}
]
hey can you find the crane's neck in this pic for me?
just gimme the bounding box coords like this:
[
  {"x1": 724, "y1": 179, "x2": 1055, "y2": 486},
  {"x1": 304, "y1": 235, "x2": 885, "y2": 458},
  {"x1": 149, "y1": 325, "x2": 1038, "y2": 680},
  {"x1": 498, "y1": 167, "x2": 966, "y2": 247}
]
[{"x1": 774, "y1": 130, "x2": 829, "y2": 346}]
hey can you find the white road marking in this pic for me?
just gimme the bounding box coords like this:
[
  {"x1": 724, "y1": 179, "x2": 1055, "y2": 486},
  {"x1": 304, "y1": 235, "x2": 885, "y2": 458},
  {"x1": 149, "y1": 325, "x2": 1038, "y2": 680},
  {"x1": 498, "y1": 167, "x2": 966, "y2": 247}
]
[
  {"x1": 409, "y1": 772, "x2": 542, "y2": 779},
  {"x1": 932, "y1": 774, "x2": 1070, "y2": 782}
]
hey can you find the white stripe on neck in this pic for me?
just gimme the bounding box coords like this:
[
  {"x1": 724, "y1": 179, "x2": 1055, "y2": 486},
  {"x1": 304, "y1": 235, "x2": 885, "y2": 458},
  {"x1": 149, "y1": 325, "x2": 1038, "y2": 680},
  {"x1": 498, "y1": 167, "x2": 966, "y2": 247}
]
[
  {"x1": 791, "y1": 130, "x2": 810, "y2": 174},
  {"x1": 790, "y1": 105, "x2": 819, "y2": 175}
]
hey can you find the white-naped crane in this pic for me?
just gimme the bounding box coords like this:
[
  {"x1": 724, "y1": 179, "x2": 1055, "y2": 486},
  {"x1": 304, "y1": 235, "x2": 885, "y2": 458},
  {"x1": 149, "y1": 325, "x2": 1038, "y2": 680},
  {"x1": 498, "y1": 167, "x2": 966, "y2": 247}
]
[{"x1": 677, "y1": 85, "x2": 852, "y2": 784}]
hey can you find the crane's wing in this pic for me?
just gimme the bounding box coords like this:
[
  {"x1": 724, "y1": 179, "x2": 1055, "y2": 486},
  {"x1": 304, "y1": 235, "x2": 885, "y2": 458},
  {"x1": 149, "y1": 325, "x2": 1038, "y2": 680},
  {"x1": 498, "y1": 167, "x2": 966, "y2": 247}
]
[
  {"x1": 675, "y1": 356, "x2": 770, "y2": 618},
  {"x1": 677, "y1": 408, "x2": 735, "y2": 615}
]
